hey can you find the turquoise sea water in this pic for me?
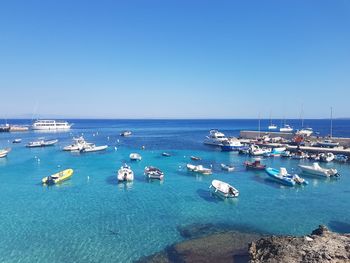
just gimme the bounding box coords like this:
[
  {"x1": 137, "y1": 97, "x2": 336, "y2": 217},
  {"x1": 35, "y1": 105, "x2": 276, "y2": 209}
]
[{"x1": 0, "y1": 119, "x2": 349, "y2": 262}]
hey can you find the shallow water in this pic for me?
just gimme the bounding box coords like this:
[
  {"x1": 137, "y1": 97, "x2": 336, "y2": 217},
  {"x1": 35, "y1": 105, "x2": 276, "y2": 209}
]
[{"x1": 0, "y1": 119, "x2": 349, "y2": 262}]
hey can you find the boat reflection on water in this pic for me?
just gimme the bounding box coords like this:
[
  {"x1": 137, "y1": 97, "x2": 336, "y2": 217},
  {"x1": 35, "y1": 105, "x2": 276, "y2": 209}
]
[{"x1": 117, "y1": 181, "x2": 134, "y2": 191}]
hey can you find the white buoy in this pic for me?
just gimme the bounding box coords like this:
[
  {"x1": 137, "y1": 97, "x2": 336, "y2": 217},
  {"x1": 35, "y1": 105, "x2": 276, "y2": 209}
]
[
  {"x1": 117, "y1": 139, "x2": 120, "y2": 143},
  {"x1": 87, "y1": 176, "x2": 90, "y2": 181},
  {"x1": 114, "y1": 147, "x2": 118, "y2": 151}
]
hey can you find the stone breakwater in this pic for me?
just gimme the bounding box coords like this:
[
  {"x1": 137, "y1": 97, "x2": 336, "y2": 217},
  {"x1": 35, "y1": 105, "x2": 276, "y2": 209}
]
[{"x1": 137, "y1": 225, "x2": 350, "y2": 263}]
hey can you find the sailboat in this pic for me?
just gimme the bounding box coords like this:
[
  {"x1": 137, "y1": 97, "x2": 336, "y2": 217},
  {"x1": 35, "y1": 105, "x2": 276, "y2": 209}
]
[
  {"x1": 268, "y1": 112, "x2": 277, "y2": 130},
  {"x1": 316, "y1": 107, "x2": 338, "y2": 148},
  {"x1": 279, "y1": 117, "x2": 293, "y2": 132},
  {"x1": 296, "y1": 105, "x2": 313, "y2": 136}
]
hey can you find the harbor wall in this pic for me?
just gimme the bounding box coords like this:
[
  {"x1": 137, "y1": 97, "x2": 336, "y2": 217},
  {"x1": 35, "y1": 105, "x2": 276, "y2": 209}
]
[
  {"x1": 240, "y1": 130, "x2": 350, "y2": 147},
  {"x1": 239, "y1": 130, "x2": 294, "y2": 140}
]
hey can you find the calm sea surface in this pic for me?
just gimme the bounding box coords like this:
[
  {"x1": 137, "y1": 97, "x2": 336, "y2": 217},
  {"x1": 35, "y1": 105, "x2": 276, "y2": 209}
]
[{"x1": 0, "y1": 119, "x2": 349, "y2": 262}]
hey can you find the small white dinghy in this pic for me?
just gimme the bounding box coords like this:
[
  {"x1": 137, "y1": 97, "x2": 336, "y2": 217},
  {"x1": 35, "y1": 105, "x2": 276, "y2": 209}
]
[
  {"x1": 298, "y1": 162, "x2": 339, "y2": 177},
  {"x1": 210, "y1": 179, "x2": 239, "y2": 198},
  {"x1": 144, "y1": 166, "x2": 164, "y2": 180},
  {"x1": 117, "y1": 164, "x2": 134, "y2": 182},
  {"x1": 221, "y1": 164, "x2": 235, "y2": 172},
  {"x1": 186, "y1": 164, "x2": 212, "y2": 175},
  {"x1": 0, "y1": 148, "x2": 11, "y2": 158},
  {"x1": 129, "y1": 153, "x2": 142, "y2": 161},
  {"x1": 320, "y1": 152, "x2": 335, "y2": 162}
]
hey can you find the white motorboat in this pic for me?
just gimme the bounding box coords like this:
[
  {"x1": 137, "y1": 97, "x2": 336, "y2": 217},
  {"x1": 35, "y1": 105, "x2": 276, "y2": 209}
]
[
  {"x1": 316, "y1": 140, "x2": 339, "y2": 148},
  {"x1": 81, "y1": 144, "x2": 108, "y2": 153},
  {"x1": 210, "y1": 179, "x2": 239, "y2": 198},
  {"x1": 144, "y1": 166, "x2": 164, "y2": 180},
  {"x1": 268, "y1": 124, "x2": 277, "y2": 130},
  {"x1": 280, "y1": 124, "x2": 293, "y2": 132},
  {"x1": 203, "y1": 130, "x2": 227, "y2": 146},
  {"x1": 26, "y1": 139, "x2": 58, "y2": 148},
  {"x1": 130, "y1": 153, "x2": 142, "y2": 161},
  {"x1": 298, "y1": 163, "x2": 339, "y2": 178},
  {"x1": 117, "y1": 164, "x2": 134, "y2": 182},
  {"x1": 13, "y1": 138, "x2": 22, "y2": 143},
  {"x1": 296, "y1": 128, "x2": 313, "y2": 137},
  {"x1": 249, "y1": 145, "x2": 271, "y2": 156},
  {"x1": 220, "y1": 137, "x2": 243, "y2": 151},
  {"x1": 221, "y1": 164, "x2": 235, "y2": 172},
  {"x1": 186, "y1": 164, "x2": 212, "y2": 175},
  {"x1": 63, "y1": 136, "x2": 88, "y2": 151},
  {"x1": 32, "y1": 120, "x2": 72, "y2": 130},
  {"x1": 320, "y1": 152, "x2": 335, "y2": 162},
  {"x1": 120, "y1": 131, "x2": 132, "y2": 137},
  {"x1": 0, "y1": 148, "x2": 11, "y2": 158}
]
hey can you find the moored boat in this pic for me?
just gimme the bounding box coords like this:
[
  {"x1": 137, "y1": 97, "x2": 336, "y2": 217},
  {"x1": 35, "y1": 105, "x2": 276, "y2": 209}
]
[
  {"x1": 335, "y1": 154, "x2": 348, "y2": 163},
  {"x1": 210, "y1": 179, "x2": 239, "y2": 198},
  {"x1": 190, "y1": 156, "x2": 201, "y2": 161},
  {"x1": 268, "y1": 124, "x2": 277, "y2": 130},
  {"x1": 117, "y1": 164, "x2": 134, "y2": 182},
  {"x1": 32, "y1": 120, "x2": 72, "y2": 130},
  {"x1": 42, "y1": 169, "x2": 74, "y2": 185},
  {"x1": 0, "y1": 148, "x2": 11, "y2": 158},
  {"x1": 130, "y1": 153, "x2": 142, "y2": 161},
  {"x1": 63, "y1": 136, "x2": 88, "y2": 151},
  {"x1": 320, "y1": 152, "x2": 335, "y2": 162},
  {"x1": 203, "y1": 130, "x2": 227, "y2": 146},
  {"x1": 296, "y1": 128, "x2": 313, "y2": 137},
  {"x1": 221, "y1": 163, "x2": 235, "y2": 172},
  {"x1": 12, "y1": 138, "x2": 22, "y2": 143},
  {"x1": 186, "y1": 164, "x2": 212, "y2": 175},
  {"x1": 298, "y1": 163, "x2": 339, "y2": 178},
  {"x1": 249, "y1": 145, "x2": 271, "y2": 156},
  {"x1": 220, "y1": 137, "x2": 243, "y2": 151},
  {"x1": 26, "y1": 139, "x2": 58, "y2": 148},
  {"x1": 265, "y1": 167, "x2": 308, "y2": 186},
  {"x1": 144, "y1": 166, "x2": 164, "y2": 180},
  {"x1": 316, "y1": 140, "x2": 339, "y2": 148},
  {"x1": 81, "y1": 144, "x2": 108, "y2": 153},
  {"x1": 280, "y1": 124, "x2": 293, "y2": 132},
  {"x1": 244, "y1": 158, "x2": 266, "y2": 170},
  {"x1": 120, "y1": 130, "x2": 132, "y2": 137},
  {"x1": 162, "y1": 152, "x2": 171, "y2": 157}
]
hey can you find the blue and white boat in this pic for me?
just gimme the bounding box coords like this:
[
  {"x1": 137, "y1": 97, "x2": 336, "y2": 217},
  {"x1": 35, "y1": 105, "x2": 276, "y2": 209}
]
[
  {"x1": 335, "y1": 154, "x2": 348, "y2": 163},
  {"x1": 220, "y1": 137, "x2": 243, "y2": 151},
  {"x1": 265, "y1": 167, "x2": 308, "y2": 186}
]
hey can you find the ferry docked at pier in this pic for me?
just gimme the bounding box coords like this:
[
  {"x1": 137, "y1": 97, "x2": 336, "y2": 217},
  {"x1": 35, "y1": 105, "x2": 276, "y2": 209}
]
[{"x1": 32, "y1": 120, "x2": 72, "y2": 130}]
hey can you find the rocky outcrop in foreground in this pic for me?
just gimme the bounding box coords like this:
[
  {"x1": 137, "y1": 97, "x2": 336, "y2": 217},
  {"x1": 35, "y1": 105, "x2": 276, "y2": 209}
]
[
  {"x1": 249, "y1": 225, "x2": 350, "y2": 263},
  {"x1": 137, "y1": 225, "x2": 350, "y2": 263}
]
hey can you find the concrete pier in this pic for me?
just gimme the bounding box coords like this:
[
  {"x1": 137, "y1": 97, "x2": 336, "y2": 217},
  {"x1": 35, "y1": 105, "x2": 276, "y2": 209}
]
[{"x1": 240, "y1": 130, "x2": 350, "y2": 156}]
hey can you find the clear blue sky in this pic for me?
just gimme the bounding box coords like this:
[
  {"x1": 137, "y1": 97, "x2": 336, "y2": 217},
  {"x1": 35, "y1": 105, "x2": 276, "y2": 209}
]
[{"x1": 0, "y1": 0, "x2": 349, "y2": 119}]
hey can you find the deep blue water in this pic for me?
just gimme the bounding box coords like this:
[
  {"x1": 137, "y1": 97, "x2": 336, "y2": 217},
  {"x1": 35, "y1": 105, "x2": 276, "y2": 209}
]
[{"x1": 0, "y1": 119, "x2": 349, "y2": 263}]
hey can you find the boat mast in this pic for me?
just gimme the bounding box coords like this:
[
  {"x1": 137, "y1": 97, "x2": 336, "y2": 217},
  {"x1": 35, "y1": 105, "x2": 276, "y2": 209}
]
[
  {"x1": 330, "y1": 107, "x2": 333, "y2": 138},
  {"x1": 300, "y1": 104, "x2": 304, "y2": 128},
  {"x1": 258, "y1": 113, "x2": 261, "y2": 137}
]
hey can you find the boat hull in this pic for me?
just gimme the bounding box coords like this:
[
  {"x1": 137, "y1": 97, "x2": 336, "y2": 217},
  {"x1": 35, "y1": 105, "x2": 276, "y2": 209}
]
[
  {"x1": 42, "y1": 169, "x2": 74, "y2": 185},
  {"x1": 265, "y1": 168, "x2": 295, "y2": 186}
]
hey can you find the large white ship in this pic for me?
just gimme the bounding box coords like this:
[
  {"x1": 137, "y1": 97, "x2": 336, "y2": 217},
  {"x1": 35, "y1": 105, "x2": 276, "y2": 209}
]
[{"x1": 32, "y1": 120, "x2": 72, "y2": 130}]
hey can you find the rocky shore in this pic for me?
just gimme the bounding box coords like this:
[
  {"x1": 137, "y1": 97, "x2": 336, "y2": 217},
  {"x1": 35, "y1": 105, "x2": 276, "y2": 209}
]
[{"x1": 137, "y1": 225, "x2": 350, "y2": 263}]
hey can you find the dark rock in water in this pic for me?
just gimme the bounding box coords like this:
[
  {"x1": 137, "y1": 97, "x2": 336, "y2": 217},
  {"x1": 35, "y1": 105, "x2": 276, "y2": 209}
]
[
  {"x1": 137, "y1": 225, "x2": 350, "y2": 263},
  {"x1": 249, "y1": 225, "x2": 350, "y2": 263},
  {"x1": 136, "y1": 230, "x2": 261, "y2": 263}
]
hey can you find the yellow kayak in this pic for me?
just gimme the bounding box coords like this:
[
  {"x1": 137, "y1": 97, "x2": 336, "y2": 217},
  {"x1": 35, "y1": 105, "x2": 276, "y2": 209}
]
[{"x1": 42, "y1": 169, "x2": 74, "y2": 185}]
